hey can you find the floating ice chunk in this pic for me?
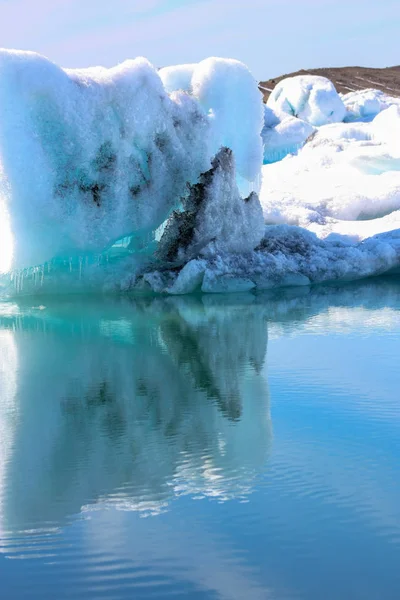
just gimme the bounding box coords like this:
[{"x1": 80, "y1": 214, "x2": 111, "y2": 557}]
[
  {"x1": 256, "y1": 225, "x2": 400, "y2": 284},
  {"x1": 158, "y1": 224, "x2": 400, "y2": 293},
  {"x1": 267, "y1": 75, "x2": 346, "y2": 126},
  {"x1": 262, "y1": 116, "x2": 315, "y2": 164},
  {"x1": 342, "y1": 88, "x2": 400, "y2": 122}
]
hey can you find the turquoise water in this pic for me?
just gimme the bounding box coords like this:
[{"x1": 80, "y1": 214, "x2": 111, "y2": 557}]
[{"x1": 0, "y1": 279, "x2": 399, "y2": 599}]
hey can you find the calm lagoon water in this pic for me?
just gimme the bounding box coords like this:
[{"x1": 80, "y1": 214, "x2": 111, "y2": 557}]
[{"x1": 0, "y1": 278, "x2": 400, "y2": 599}]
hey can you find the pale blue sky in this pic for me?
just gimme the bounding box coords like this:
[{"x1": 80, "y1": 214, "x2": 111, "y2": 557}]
[{"x1": 0, "y1": 0, "x2": 399, "y2": 80}]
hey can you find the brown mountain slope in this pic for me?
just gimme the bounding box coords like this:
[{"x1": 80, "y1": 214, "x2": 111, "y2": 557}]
[{"x1": 259, "y1": 66, "x2": 400, "y2": 101}]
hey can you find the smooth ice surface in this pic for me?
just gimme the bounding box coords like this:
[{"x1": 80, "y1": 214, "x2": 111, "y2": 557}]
[
  {"x1": 267, "y1": 75, "x2": 346, "y2": 126},
  {"x1": 190, "y1": 57, "x2": 264, "y2": 186},
  {"x1": 0, "y1": 296, "x2": 271, "y2": 533},
  {"x1": 373, "y1": 104, "x2": 400, "y2": 149},
  {"x1": 0, "y1": 51, "x2": 263, "y2": 273},
  {"x1": 1, "y1": 280, "x2": 400, "y2": 599}
]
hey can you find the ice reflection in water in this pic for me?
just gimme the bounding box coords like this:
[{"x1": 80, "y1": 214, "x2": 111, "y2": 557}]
[
  {"x1": 0, "y1": 295, "x2": 271, "y2": 536},
  {"x1": 1, "y1": 279, "x2": 400, "y2": 600}
]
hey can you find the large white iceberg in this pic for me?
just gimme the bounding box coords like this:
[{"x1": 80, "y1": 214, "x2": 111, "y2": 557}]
[
  {"x1": 267, "y1": 75, "x2": 346, "y2": 126},
  {"x1": 0, "y1": 51, "x2": 263, "y2": 274},
  {"x1": 1, "y1": 50, "x2": 400, "y2": 297}
]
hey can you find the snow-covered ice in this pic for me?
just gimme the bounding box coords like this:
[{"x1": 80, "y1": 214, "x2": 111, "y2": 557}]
[
  {"x1": 0, "y1": 51, "x2": 263, "y2": 273},
  {"x1": 1, "y1": 52, "x2": 400, "y2": 297},
  {"x1": 259, "y1": 108, "x2": 400, "y2": 244},
  {"x1": 266, "y1": 75, "x2": 346, "y2": 126},
  {"x1": 342, "y1": 88, "x2": 400, "y2": 122},
  {"x1": 262, "y1": 115, "x2": 315, "y2": 164},
  {"x1": 373, "y1": 105, "x2": 400, "y2": 150},
  {"x1": 159, "y1": 63, "x2": 196, "y2": 94}
]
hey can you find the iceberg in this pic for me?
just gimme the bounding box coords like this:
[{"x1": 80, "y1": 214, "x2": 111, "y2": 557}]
[
  {"x1": 1, "y1": 50, "x2": 400, "y2": 297},
  {"x1": 0, "y1": 51, "x2": 263, "y2": 274},
  {"x1": 342, "y1": 88, "x2": 400, "y2": 122},
  {"x1": 266, "y1": 75, "x2": 346, "y2": 126}
]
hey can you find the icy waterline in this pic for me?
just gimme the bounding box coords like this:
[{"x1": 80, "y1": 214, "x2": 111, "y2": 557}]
[{"x1": 2, "y1": 229, "x2": 400, "y2": 299}]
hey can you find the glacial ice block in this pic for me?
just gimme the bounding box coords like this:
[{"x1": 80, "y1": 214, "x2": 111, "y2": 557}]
[
  {"x1": 267, "y1": 75, "x2": 346, "y2": 126},
  {"x1": 262, "y1": 115, "x2": 315, "y2": 164},
  {"x1": 342, "y1": 89, "x2": 400, "y2": 122},
  {"x1": 0, "y1": 51, "x2": 263, "y2": 272}
]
